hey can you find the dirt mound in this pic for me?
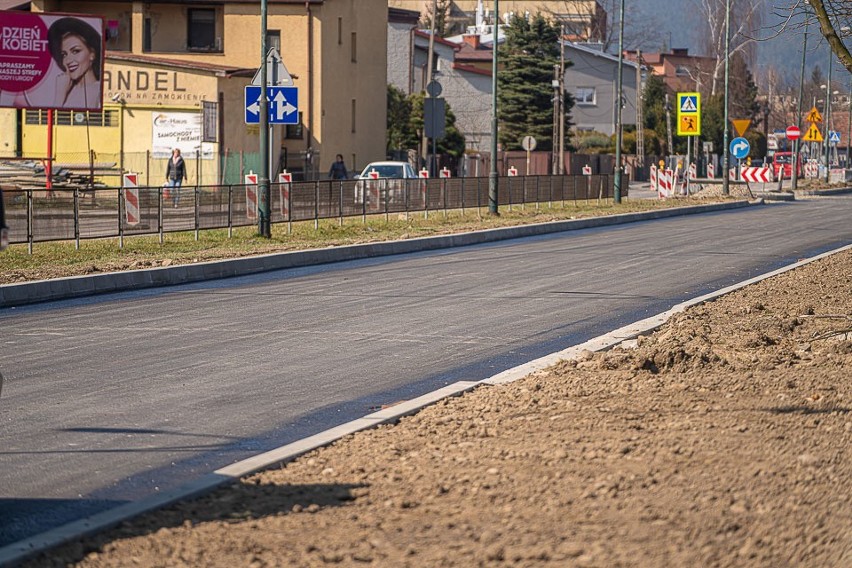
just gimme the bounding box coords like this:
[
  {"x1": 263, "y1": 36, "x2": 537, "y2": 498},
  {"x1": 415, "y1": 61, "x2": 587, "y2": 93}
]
[{"x1": 27, "y1": 250, "x2": 852, "y2": 568}]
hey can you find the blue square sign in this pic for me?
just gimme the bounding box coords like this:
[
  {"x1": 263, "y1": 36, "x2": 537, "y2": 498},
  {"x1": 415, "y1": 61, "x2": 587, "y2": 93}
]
[{"x1": 245, "y1": 86, "x2": 299, "y2": 125}]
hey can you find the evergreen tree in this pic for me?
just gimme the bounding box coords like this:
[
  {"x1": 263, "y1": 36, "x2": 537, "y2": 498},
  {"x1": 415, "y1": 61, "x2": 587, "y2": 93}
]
[
  {"x1": 497, "y1": 14, "x2": 570, "y2": 152},
  {"x1": 642, "y1": 73, "x2": 670, "y2": 154},
  {"x1": 387, "y1": 85, "x2": 414, "y2": 153}
]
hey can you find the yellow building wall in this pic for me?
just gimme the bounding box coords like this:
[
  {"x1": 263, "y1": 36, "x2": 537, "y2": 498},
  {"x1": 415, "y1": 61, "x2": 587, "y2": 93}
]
[
  {"x1": 0, "y1": 110, "x2": 18, "y2": 156},
  {"x1": 13, "y1": 0, "x2": 389, "y2": 181}
]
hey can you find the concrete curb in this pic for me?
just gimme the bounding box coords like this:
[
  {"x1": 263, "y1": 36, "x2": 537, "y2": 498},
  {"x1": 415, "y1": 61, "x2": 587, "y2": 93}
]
[
  {"x1": 798, "y1": 187, "x2": 852, "y2": 197},
  {"x1": 1, "y1": 241, "x2": 848, "y2": 567},
  {"x1": 1, "y1": 200, "x2": 751, "y2": 308}
]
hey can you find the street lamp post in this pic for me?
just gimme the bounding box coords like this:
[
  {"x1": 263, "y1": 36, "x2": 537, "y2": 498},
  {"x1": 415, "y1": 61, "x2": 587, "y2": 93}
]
[
  {"x1": 488, "y1": 1, "x2": 499, "y2": 215},
  {"x1": 258, "y1": 0, "x2": 270, "y2": 237},
  {"x1": 792, "y1": 14, "x2": 808, "y2": 192},
  {"x1": 721, "y1": 0, "x2": 731, "y2": 196},
  {"x1": 613, "y1": 0, "x2": 625, "y2": 204},
  {"x1": 823, "y1": 56, "x2": 833, "y2": 182}
]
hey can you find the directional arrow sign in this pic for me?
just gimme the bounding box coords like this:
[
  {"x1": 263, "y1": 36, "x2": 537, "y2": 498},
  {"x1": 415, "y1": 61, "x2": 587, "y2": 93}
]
[
  {"x1": 245, "y1": 86, "x2": 299, "y2": 124},
  {"x1": 730, "y1": 137, "x2": 750, "y2": 160}
]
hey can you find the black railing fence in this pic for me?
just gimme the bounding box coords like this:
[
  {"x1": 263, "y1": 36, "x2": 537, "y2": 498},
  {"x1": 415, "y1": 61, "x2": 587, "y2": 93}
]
[{"x1": 2, "y1": 174, "x2": 622, "y2": 250}]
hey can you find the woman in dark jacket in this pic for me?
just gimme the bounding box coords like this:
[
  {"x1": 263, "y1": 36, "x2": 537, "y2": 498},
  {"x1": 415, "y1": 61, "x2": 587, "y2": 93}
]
[{"x1": 165, "y1": 148, "x2": 187, "y2": 207}]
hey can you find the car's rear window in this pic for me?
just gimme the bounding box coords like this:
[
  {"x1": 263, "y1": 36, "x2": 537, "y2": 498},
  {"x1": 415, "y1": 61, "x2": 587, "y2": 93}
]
[{"x1": 365, "y1": 165, "x2": 405, "y2": 178}]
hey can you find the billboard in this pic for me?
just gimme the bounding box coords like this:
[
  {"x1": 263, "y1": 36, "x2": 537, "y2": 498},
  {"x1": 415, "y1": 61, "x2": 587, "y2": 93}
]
[{"x1": 0, "y1": 11, "x2": 104, "y2": 110}]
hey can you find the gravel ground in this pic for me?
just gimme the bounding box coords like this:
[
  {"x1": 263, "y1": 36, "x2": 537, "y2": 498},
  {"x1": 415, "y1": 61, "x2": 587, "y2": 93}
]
[{"x1": 25, "y1": 248, "x2": 852, "y2": 568}]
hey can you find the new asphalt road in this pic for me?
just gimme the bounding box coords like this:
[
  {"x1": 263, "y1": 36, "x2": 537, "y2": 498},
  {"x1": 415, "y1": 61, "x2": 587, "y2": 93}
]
[{"x1": 1, "y1": 197, "x2": 851, "y2": 548}]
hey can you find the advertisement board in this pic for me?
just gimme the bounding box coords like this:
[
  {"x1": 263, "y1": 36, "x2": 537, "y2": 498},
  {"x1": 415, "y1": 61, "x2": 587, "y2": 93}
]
[
  {"x1": 0, "y1": 11, "x2": 104, "y2": 110},
  {"x1": 152, "y1": 112, "x2": 213, "y2": 159}
]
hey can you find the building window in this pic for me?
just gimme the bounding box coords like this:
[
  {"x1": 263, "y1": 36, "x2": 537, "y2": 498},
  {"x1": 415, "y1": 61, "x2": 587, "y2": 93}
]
[
  {"x1": 675, "y1": 65, "x2": 690, "y2": 77},
  {"x1": 266, "y1": 30, "x2": 280, "y2": 53},
  {"x1": 285, "y1": 112, "x2": 304, "y2": 139},
  {"x1": 351, "y1": 32, "x2": 357, "y2": 63},
  {"x1": 188, "y1": 8, "x2": 216, "y2": 51},
  {"x1": 25, "y1": 110, "x2": 117, "y2": 127},
  {"x1": 143, "y1": 17, "x2": 152, "y2": 52},
  {"x1": 576, "y1": 87, "x2": 596, "y2": 105},
  {"x1": 351, "y1": 99, "x2": 356, "y2": 133}
]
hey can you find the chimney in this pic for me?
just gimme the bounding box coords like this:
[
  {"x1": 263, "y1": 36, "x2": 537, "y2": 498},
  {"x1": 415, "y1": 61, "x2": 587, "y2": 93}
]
[{"x1": 463, "y1": 34, "x2": 480, "y2": 49}]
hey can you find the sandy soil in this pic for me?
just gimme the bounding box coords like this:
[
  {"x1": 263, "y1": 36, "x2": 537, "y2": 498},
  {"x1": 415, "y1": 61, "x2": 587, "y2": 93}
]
[{"x1": 26, "y1": 248, "x2": 851, "y2": 567}]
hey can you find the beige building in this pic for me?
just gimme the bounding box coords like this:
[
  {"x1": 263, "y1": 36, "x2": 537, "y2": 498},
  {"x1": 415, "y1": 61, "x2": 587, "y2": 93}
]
[
  {"x1": 387, "y1": 0, "x2": 606, "y2": 42},
  {"x1": 0, "y1": 0, "x2": 387, "y2": 183}
]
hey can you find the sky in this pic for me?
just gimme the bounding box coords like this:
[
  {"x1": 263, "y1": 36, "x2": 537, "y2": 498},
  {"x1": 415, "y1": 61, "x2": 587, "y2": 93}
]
[{"x1": 626, "y1": 0, "x2": 838, "y2": 88}]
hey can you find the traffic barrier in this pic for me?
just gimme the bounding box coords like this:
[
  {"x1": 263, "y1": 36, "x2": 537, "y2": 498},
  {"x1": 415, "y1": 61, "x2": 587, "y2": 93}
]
[
  {"x1": 245, "y1": 172, "x2": 258, "y2": 220},
  {"x1": 658, "y1": 168, "x2": 673, "y2": 198},
  {"x1": 278, "y1": 170, "x2": 292, "y2": 219},
  {"x1": 740, "y1": 167, "x2": 773, "y2": 183},
  {"x1": 122, "y1": 173, "x2": 140, "y2": 226},
  {"x1": 804, "y1": 161, "x2": 819, "y2": 179},
  {"x1": 707, "y1": 163, "x2": 715, "y2": 179},
  {"x1": 650, "y1": 165, "x2": 658, "y2": 194},
  {"x1": 688, "y1": 163, "x2": 697, "y2": 180}
]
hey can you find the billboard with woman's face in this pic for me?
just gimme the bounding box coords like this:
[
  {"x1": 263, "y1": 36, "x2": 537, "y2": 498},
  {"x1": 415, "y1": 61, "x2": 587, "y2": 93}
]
[{"x1": 0, "y1": 12, "x2": 104, "y2": 110}]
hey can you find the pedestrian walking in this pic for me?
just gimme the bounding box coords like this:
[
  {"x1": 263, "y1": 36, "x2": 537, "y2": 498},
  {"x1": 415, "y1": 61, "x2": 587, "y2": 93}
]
[
  {"x1": 165, "y1": 148, "x2": 187, "y2": 207},
  {"x1": 328, "y1": 154, "x2": 349, "y2": 180}
]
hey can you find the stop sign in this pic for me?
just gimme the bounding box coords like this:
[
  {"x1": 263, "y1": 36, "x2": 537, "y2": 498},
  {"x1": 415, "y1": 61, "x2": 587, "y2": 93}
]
[{"x1": 786, "y1": 125, "x2": 801, "y2": 140}]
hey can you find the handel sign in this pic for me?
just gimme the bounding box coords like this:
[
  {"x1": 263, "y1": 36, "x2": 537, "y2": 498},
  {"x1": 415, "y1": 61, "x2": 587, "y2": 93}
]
[{"x1": 0, "y1": 11, "x2": 104, "y2": 110}]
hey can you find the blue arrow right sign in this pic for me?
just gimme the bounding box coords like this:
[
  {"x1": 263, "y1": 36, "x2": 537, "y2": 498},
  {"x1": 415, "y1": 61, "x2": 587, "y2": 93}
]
[{"x1": 730, "y1": 137, "x2": 750, "y2": 160}]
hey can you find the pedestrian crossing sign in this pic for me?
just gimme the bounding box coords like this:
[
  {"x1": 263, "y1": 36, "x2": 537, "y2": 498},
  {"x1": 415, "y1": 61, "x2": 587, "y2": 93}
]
[
  {"x1": 676, "y1": 92, "x2": 701, "y2": 136},
  {"x1": 679, "y1": 95, "x2": 698, "y2": 113}
]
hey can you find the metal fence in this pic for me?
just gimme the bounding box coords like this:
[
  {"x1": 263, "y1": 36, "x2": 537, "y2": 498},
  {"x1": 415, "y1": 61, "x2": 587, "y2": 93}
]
[{"x1": 2, "y1": 174, "x2": 620, "y2": 250}]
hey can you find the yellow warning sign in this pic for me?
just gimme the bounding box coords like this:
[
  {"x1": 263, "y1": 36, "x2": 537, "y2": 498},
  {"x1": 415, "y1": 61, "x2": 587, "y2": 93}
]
[
  {"x1": 805, "y1": 106, "x2": 823, "y2": 124},
  {"x1": 679, "y1": 115, "x2": 699, "y2": 135},
  {"x1": 802, "y1": 123, "x2": 824, "y2": 142},
  {"x1": 731, "y1": 119, "x2": 751, "y2": 137}
]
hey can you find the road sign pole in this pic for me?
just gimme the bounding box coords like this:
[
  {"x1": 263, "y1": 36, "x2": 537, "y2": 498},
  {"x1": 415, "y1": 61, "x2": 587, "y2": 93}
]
[
  {"x1": 258, "y1": 0, "x2": 271, "y2": 238},
  {"x1": 823, "y1": 56, "x2": 832, "y2": 183},
  {"x1": 613, "y1": 0, "x2": 625, "y2": 204},
  {"x1": 792, "y1": 15, "x2": 808, "y2": 192}
]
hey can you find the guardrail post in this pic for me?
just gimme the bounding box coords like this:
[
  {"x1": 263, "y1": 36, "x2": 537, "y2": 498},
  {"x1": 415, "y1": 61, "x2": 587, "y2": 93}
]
[
  {"x1": 118, "y1": 188, "x2": 125, "y2": 249},
  {"x1": 194, "y1": 184, "x2": 199, "y2": 241},
  {"x1": 460, "y1": 177, "x2": 465, "y2": 215},
  {"x1": 315, "y1": 181, "x2": 320, "y2": 230},
  {"x1": 158, "y1": 184, "x2": 164, "y2": 245},
  {"x1": 339, "y1": 181, "x2": 344, "y2": 226},
  {"x1": 73, "y1": 187, "x2": 80, "y2": 250},
  {"x1": 27, "y1": 189, "x2": 33, "y2": 255},
  {"x1": 228, "y1": 184, "x2": 233, "y2": 238}
]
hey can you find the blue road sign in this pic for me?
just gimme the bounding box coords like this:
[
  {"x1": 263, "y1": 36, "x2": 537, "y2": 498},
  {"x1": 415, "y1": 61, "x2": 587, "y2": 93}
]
[
  {"x1": 730, "y1": 137, "x2": 750, "y2": 160},
  {"x1": 829, "y1": 131, "x2": 841, "y2": 144},
  {"x1": 245, "y1": 86, "x2": 299, "y2": 125}
]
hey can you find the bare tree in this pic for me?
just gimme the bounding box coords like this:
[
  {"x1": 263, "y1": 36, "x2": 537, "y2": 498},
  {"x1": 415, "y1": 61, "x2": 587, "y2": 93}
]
[
  {"x1": 545, "y1": 0, "x2": 663, "y2": 52},
  {"x1": 696, "y1": 0, "x2": 765, "y2": 96},
  {"x1": 806, "y1": 0, "x2": 852, "y2": 73}
]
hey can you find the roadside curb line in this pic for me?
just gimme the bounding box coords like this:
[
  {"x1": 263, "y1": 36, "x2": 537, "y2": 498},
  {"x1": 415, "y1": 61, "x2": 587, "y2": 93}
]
[
  {"x1": 2, "y1": 243, "x2": 849, "y2": 567},
  {"x1": 0, "y1": 200, "x2": 751, "y2": 308}
]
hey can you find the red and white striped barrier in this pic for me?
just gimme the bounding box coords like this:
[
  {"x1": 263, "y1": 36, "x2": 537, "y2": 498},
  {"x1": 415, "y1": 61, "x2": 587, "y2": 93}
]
[
  {"x1": 707, "y1": 163, "x2": 715, "y2": 179},
  {"x1": 658, "y1": 168, "x2": 674, "y2": 198},
  {"x1": 418, "y1": 168, "x2": 429, "y2": 179},
  {"x1": 650, "y1": 165, "x2": 658, "y2": 193},
  {"x1": 508, "y1": 166, "x2": 519, "y2": 177},
  {"x1": 245, "y1": 172, "x2": 258, "y2": 220},
  {"x1": 278, "y1": 170, "x2": 292, "y2": 219},
  {"x1": 122, "y1": 173, "x2": 140, "y2": 226},
  {"x1": 740, "y1": 167, "x2": 773, "y2": 183},
  {"x1": 804, "y1": 161, "x2": 819, "y2": 179},
  {"x1": 440, "y1": 167, "x2": 451, "y2": 179}
]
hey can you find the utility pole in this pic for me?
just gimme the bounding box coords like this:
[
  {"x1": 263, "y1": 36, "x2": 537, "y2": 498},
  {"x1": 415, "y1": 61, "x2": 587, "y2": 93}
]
[
  {"x1": 559, "y1": 22, "x2": 566, "y2": 174},
  {"x1": 425, "y1": 0, "x2": 438, "y2": 176},
  {"x1": 721, "y1": 0, "x2": 731, "y2": 196},
  {"x1": 823, "y1": 55, "x2": 832, "y2": 182},
  {"x1": 552, "y1": 64, "x2": 560, "y2": 174},
  {"x1": 613, "y1": 0, "x2": 625, "y2": 203},
  {"x1": 488, "y1": 0, "x2": 499, "y2": 215},
  {"x1": 792, "y1": 15, "x2": 807, "y2": 191},
  {"x1": 635, "y1": 51, "x2": 644, "y2": 169},
  {"x1": 665, "y1": 92, "x2": 673, "y2": 156}
]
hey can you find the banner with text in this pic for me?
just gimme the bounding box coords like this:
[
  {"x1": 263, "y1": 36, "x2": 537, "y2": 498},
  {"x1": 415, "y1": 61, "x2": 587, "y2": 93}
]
[{"x1": 152, "y1": 112, "x2": 213, "y2": 159}]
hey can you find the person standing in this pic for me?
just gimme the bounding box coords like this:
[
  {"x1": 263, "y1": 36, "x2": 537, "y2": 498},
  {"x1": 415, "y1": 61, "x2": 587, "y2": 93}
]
[
  {"x1": 328, "y1": 154, "x2": 349, "y2": 180},
  {"x1": 165, "y1": 148, "x2": 187, "y2": 208}
]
